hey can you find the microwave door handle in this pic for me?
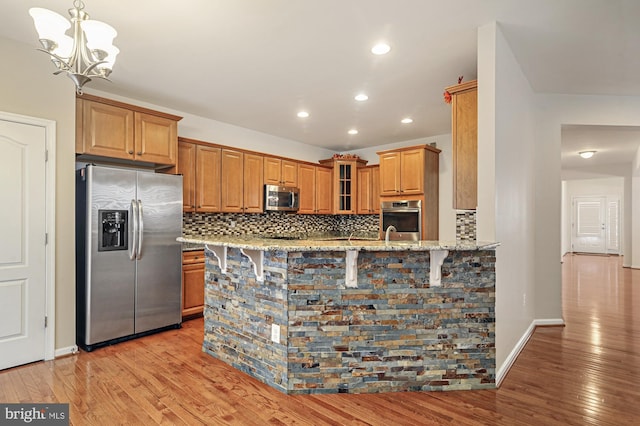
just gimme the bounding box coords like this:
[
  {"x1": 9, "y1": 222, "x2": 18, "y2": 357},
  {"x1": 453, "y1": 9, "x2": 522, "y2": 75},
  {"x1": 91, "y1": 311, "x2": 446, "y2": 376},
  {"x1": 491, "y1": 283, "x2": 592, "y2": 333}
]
[
  {"x1": 136, "y1": 200, "x2": 144, "y2": 260},
  {"x1": 129, "y1": 200, "x2": 138, "y2": 260},
  {"x1": 290, "y1": 191, "x2": 296, "y2": 208}
]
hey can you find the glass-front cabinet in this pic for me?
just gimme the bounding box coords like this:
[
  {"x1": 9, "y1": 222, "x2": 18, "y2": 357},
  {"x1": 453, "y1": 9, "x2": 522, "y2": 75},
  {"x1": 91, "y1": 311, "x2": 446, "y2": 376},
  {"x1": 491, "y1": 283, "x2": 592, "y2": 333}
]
[{"x1": 319, "y1": 157, "x2": 367, "y2": 214}]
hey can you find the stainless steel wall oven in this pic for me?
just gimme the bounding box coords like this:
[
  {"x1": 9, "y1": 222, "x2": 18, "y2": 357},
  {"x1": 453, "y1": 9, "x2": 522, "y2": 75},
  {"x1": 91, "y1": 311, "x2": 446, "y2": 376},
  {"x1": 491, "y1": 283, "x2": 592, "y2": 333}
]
[{"x1": 380, "y1": 200, "x2": 422, "y2": 241}]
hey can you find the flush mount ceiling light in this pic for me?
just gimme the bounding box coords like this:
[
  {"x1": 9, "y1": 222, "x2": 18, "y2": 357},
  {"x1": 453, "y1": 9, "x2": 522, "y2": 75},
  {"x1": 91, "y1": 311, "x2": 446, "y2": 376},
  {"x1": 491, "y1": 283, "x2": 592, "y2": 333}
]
[
  {"x1": 348, "y1": 129, "x2": 359, "y2": 135},
  {"x1": 579, "y1": 150, "x2": 596, "y2": 159},
  {"x1": 29, "y1": 0, "x2": 119, "y2": 94},
  {"x1": 371, "y1": 43, "x2": 391, "y2": 55},
  {"x1": 354, "y1": 93, "x2": 368, "y2": 102},
  {"x1": 297, "y1": 111, "x2": 309, "y2": 118},
  {"x1": 401, "y1": 118, "x2": 413, "y2": 124}
]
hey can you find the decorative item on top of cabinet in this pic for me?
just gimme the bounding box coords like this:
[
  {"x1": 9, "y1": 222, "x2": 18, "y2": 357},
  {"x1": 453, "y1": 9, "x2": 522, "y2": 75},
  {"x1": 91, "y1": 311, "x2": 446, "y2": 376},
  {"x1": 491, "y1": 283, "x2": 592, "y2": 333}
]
[
  {"x1": 177, "y1": 138, "x2": 221, "y2": 213},
  {"x1": 264, "y1": 156, "x2": 298, "y2": 186},
  {"x1": 357, "y1": 165, "x2": 380, "y2": 214},
  {"x1": 377, "y1": 144, "x2": 440, "y2": 240},
  {"x1": 319, "y1": 156, "x2": 368, "y2": 214},
  {"x1": 76, "y1": 94, "x2": 182, "y2": 167},
  {"x1": 182, "y1": 250, "x2": 204, "y2": 319},
  {"x1": 221, "y1": 149, "x2": 264, "y2": 213},
  {"x1": 445, "y1": 79, "x2": 477, "y2": 210},
  {"x1": 297, "y1": 163, "x2": 332, "y2": 214}
]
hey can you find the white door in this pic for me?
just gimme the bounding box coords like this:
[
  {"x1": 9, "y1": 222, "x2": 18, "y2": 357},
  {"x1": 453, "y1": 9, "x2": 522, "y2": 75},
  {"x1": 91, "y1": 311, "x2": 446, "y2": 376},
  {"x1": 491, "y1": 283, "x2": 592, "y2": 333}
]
[
  {"x1": 572, "y1": 197, "x2": 606, "y2": 254},
  {"x1": 0, "y1": 119, "x2": 47, "y2": 370}
]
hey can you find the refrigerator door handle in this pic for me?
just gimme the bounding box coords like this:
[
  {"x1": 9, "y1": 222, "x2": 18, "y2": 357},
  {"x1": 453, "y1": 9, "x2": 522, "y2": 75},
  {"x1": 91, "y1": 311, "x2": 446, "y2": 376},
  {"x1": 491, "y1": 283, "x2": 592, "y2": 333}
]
[
  {"x1": 136, "y1": 199, "x2": 144, "y2": 260},
  {"x1": 129, "y1": 199, "x2": 138, "y2": 260}
]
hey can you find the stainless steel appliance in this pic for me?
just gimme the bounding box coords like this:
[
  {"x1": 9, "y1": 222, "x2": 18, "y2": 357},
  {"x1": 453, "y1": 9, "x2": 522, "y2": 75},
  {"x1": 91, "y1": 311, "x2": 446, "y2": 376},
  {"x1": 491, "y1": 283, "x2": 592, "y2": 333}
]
[
  {"x1": 264, "y1": 184, "x2": 299, "y2": 212},
  {"x1": 75, "y1": 165, "x2": 183, "y2": 351},
  {"x1": 380, "y1": 200, "x2": 422, "y2": 241}
]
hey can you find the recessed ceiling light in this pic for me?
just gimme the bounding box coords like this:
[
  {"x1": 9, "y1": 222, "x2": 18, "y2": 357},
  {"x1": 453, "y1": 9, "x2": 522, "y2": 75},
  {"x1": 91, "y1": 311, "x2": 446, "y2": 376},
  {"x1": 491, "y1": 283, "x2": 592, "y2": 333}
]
[
  {"x1": 354, "y1": 93, "x2": 368, "y2": 102},
  {"x1": 401, "y1": 118, "x2": 413, "y2": 124},
  {"x1": 297, "y1": 111, "x2": 309, "y2": 118},
  {"x1": 579, "y1": 150, "x2": 596, "y2": 159},
  {"x1": 371, "y1": 43, "x2": 391, "y2": 55},
  {"x1": 348, "y1": 129, "x2": 359, "y2": 135}
]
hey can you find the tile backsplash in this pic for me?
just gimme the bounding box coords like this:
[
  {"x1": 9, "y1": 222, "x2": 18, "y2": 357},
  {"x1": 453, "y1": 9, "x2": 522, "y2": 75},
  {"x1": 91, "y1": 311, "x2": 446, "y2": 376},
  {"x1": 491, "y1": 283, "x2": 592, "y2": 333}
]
[
  {"x1": 456, "y1": 210, "x2": 477, "y2": 241},
  {"x1": 183, "y1": 212, "x2": 379, "y2": 238}
]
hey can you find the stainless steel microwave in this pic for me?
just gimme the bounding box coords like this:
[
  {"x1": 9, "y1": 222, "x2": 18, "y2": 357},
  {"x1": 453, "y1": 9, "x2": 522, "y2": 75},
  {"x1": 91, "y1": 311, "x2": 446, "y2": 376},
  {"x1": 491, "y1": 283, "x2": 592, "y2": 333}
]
[{"x1": 264, "y1": 185, "x2": 299, "y2": 212}]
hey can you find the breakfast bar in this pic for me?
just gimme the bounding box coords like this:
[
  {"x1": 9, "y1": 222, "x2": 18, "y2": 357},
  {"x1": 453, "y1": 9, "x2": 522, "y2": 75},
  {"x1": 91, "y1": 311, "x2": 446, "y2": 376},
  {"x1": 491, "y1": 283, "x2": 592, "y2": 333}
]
[{"x1": 178, "y1": 236, "x2": 498, "y2": 394}]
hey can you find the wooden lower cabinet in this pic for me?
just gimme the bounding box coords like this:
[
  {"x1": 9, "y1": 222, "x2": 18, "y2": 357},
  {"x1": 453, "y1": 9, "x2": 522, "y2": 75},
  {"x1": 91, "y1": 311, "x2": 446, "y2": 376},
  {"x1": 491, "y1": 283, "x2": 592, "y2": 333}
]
[{"x1": 182, "y1": 250, "x2": 204, "y2": 319}]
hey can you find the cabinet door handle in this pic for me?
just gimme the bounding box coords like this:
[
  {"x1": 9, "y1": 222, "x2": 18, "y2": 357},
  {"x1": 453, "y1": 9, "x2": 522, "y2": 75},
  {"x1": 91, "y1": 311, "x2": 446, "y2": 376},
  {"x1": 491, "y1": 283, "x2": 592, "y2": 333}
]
[
  {"x1": 128, "y1": 150, "x2": 134, "y2": 154},
  {"x1": 137, "y1": 151, "x2": 142, "y2": 155}
]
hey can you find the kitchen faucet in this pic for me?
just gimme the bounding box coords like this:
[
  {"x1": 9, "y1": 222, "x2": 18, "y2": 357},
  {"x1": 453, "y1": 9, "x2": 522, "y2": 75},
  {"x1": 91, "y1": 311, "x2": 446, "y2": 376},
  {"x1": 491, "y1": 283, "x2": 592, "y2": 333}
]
[{"x1": 385, "y1": 225, "x2": 397, "y2": 243}]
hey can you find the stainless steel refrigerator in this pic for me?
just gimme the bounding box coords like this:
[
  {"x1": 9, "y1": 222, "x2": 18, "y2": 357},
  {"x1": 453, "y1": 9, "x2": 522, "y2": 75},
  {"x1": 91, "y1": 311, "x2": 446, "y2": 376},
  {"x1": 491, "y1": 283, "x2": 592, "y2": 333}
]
[{"x1": 76, "y1": 164, "x2": 183, "y2": 351}]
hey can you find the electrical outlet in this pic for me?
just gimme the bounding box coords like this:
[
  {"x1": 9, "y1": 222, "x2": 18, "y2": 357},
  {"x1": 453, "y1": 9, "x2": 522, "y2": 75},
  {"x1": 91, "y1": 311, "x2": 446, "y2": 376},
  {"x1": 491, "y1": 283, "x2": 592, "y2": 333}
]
[
  {"x1": 523, "y1": 293, "x2": 527, "y2": 307},
  {"x1": 230, "y1": 220, "x2": 236, "y2": 228},
  {"x1": 271, "y1": 324, "x2": 280, "y2": 343}
]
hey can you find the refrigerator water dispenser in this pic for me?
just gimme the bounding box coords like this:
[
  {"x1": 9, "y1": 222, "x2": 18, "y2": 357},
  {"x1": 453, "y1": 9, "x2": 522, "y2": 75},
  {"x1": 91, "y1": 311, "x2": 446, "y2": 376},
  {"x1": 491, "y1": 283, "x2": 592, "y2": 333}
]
[{"x1": 98, "y1": 210, "x2": 128, "y2": 251}]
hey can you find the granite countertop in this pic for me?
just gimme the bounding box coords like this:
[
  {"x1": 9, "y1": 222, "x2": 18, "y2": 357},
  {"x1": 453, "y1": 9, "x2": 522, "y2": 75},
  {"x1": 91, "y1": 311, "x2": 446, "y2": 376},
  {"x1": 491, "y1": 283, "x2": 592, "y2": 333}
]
[{"x1": 177, "y1": 235, "x2": 499, "y2": 252}]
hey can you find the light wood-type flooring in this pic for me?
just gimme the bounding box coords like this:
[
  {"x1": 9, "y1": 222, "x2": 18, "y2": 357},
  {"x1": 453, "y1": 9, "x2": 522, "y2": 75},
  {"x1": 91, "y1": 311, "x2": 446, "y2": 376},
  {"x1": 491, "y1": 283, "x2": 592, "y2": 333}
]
[{"x1": 1, "y1": 254, "x2": 639, "y2": 425}]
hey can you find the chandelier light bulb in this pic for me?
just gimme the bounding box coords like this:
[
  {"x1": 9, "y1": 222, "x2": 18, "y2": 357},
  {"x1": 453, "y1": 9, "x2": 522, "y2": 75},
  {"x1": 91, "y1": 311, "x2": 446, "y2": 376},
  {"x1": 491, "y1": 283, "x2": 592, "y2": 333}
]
[
  {"x1": 579, "y1": 151, "x2": 596, "y2": 159},
  {"x1": 297, "y1": 111, "x2": 309, "y2": 118},
  {"x1": 354, "y1": 93, "x2": 368, "y2": 102},
  {"x1": 401, "y1": 118, "x2": 413, "y2": 124},
  {"x1": 348, "y1": 129, "x2": 359, "y2": 135}
]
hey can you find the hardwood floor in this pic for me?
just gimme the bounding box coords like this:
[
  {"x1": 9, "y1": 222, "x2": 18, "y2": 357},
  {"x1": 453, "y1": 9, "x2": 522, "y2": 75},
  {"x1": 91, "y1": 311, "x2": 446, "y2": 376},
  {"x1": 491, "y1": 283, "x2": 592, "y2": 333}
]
[{"x1": 1, "y1": 254, "x2": 639, "y2": 425}]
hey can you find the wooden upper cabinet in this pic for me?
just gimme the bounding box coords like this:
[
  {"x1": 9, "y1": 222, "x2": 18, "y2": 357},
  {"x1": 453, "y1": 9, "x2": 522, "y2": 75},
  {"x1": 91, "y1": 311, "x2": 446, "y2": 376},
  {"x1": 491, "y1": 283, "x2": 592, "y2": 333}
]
[
  {"x1": 178, "y1": 141, "x2": 196, "y2": 211},
  {"x1": 195, "y1": 145, "x2": 221, "y2": 212},
  {"x1": 221, "y1": 149, "x2": 263, "y2": 213},
  {"x1": 379, "y1": 152, "x2": 400, "y2": 195},
  {"x1": 80, "y1": 99, "x2": 134, "y2": 160},
  {"x1": 315, "y1": 166, "x2": 333, "y2": 214},
  {"x1": 446, "y1": 80, "x2": 478, "y2": 210},
  {"x1": 371, "y1": 166, "x2": 380, "y2": 214},
  {"x1": 297, "y1": 163, "x2": 316, "y2": 214},
  {"x1": 243, "y1": 153, "x2": 264, "y2": 213},
  {"x1": 399, "y1": 149, "x2": 425, "y2": 195},
  {"x1": 76, "y1": 95, "x2": 181, "y2": 167},
  {"x1": 177, "y1": 139, "x2": 221, "y2": 213},
  {"x1": 297, "y1": 164, "x2": 332, "y2": 214},
  {"x1": 221, "y1": 149, "x2": 244, "y2": 213},
  {"x1": 357, "y1": 165, "x2": 380, "y2": 214},
  {"x1": 134, "y1": 112, "x2": 177, "y2": 164},
  {"x1": 264, "y1": 157, "x2": 298, "y2": 186},
  {"x1": 377, "y1": 146, "x2": 438, "y2": 196}
]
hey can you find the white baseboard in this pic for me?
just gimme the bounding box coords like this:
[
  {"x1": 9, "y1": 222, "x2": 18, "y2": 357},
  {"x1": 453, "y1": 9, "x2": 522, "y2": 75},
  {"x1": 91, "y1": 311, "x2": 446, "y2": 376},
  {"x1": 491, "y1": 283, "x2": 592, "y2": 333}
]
[
  {"x1": 496, "y1": 318, "x2": 565, "y2": 387},
  {"x1": 55, "y1": 345, "x2": 79, "y2": 358}
]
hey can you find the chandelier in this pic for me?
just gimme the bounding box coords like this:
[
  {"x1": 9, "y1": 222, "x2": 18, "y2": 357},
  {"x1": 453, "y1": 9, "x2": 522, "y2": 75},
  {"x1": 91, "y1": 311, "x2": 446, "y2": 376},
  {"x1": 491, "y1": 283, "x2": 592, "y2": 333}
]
[{"x1": 29, "y1": 0, "x2": 119, "y2": 94}]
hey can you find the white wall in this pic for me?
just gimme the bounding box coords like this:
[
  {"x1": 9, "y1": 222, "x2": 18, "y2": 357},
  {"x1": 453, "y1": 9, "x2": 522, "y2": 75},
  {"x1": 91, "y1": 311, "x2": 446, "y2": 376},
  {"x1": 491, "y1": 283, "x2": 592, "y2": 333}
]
[
  {"x1": 562, "y1": 177, "x2": 624, "y2": 256},
  {"x1": 478, "y1": 23, "x2": 537, "y2": 375},
  {"x1": 352, "y1": 134, "x2": 456, "y2": 241},
  {"x1": 0, "y1": 37, "x2": 76, "y2": 350}
]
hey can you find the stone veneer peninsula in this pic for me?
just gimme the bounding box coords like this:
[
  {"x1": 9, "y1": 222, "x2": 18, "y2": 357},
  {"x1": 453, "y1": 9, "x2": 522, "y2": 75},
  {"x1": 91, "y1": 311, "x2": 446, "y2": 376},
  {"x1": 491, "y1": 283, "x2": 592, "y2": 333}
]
[{"x1": 178, "y1": 235, "x2": 498, "y2": 394}]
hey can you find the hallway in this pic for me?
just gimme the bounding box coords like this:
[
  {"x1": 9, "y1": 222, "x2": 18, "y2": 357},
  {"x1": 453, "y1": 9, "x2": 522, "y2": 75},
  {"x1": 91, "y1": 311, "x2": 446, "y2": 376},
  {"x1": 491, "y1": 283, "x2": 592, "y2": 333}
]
[{"x1": 0, "y1": 254, "x2": 638, "y2": 424}]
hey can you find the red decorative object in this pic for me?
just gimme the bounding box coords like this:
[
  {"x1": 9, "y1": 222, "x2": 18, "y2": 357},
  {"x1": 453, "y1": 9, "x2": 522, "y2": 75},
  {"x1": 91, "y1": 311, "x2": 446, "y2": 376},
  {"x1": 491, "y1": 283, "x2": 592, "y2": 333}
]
[{"x1": 443, "y1": 76, "x2": 464, "y2": 104}]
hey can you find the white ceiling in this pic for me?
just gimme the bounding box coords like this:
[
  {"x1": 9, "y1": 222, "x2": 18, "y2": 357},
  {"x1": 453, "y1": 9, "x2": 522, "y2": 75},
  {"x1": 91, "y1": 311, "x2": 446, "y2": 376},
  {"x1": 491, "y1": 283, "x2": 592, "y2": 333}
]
[{"x1": 1, "y1": 0, "x2": 639, "y2": 155}]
